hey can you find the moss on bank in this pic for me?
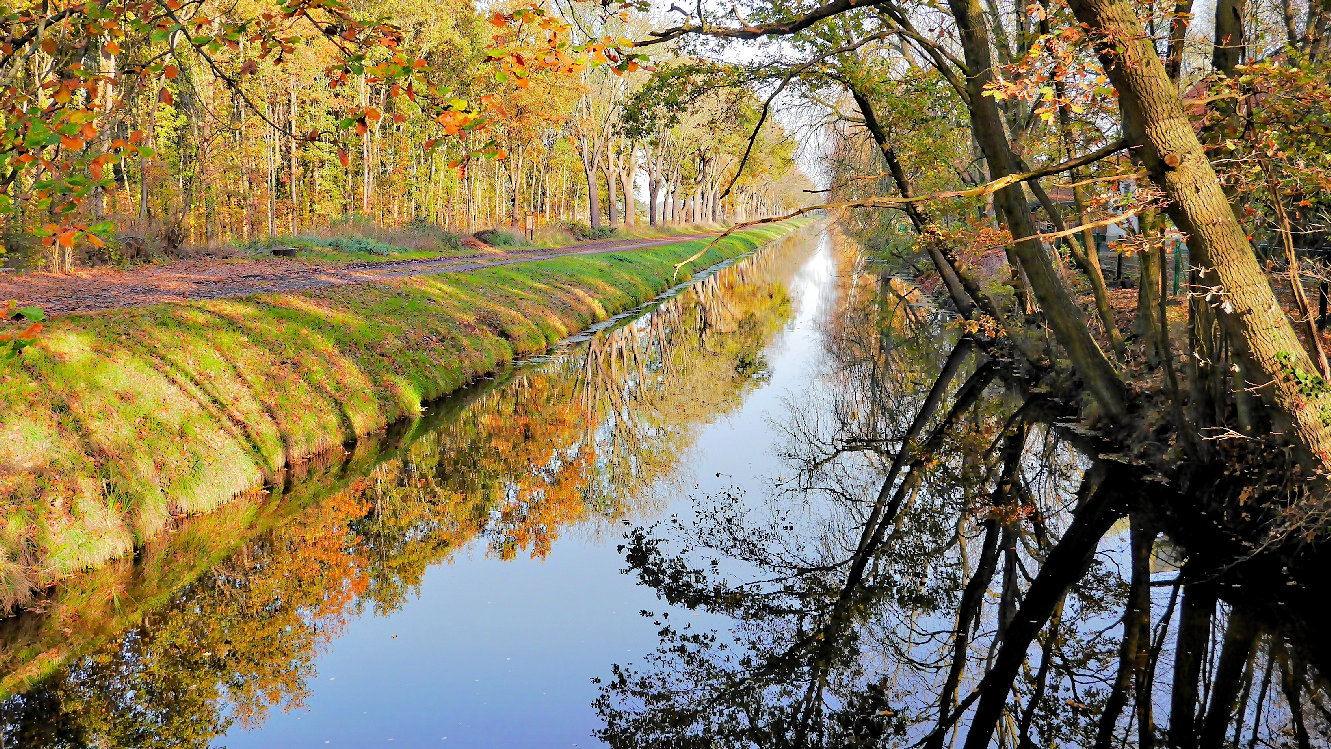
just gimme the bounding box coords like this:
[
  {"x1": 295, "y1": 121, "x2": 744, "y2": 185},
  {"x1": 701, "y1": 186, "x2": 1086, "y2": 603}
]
[{"x1": 0, "y1": 221, "x2": 805, "y2": 606}]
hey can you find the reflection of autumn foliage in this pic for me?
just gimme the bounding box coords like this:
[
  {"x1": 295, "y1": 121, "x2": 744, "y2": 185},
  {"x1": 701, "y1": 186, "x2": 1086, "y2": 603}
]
[{"x1": 0, "y1": 234, "x2": 808, "y2": 746}]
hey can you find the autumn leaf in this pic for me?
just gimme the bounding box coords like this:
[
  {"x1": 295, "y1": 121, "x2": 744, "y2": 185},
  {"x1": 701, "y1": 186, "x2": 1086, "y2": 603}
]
[{"x1": 338, "y1": 148, "x2": 350, "y2": 167}]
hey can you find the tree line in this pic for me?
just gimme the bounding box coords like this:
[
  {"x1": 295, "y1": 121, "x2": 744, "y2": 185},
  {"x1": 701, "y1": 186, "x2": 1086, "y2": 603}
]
[{"x1": 0, "y1": 0, "x2": 810, "y2": 272}]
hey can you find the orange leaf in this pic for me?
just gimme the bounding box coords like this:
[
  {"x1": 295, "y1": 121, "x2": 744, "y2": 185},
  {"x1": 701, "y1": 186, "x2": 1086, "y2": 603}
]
[
  {"x1": 40, "y1": 38, "x2": 56, "y2": 54},
  {"x1": 159, "y1": 88, "x2": 174, "y2": 105},
  {"x1": 57, "y1": 231, "x2": 77, "y2": 248},
  {"x1": 60, "y1": 135, "x2": 85, "y2": 150},
  {"x1": 164, "y1": 64, "x2": 179, "y2": 80},
  {"x1": 338, "y1": 148, "x2": 350, "y2": 167},
  {"x1": 106, "y1": 40, "x2": 121, "y2": 55}
]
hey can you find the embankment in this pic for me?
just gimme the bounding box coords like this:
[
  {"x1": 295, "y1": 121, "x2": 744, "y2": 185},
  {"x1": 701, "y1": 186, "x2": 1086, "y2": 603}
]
[{"x1": 0, "y1": 221, "x2": 806, "y2": 606}]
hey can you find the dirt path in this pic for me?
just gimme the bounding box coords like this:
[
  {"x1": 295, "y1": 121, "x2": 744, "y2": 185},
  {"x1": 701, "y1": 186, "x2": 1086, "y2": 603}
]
[{"x1": 0, "y1": 233, "x2": 715, "y2": 317}]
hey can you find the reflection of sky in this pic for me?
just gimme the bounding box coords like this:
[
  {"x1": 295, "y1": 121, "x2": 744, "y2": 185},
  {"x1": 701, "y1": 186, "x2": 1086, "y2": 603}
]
[{"x1": 214, "y1": 229, "x2": 837, "y2": 748}]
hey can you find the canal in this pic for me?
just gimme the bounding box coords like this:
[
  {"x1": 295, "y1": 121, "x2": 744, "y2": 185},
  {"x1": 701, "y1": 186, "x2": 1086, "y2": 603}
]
[{"x1": 2, "y1": 224, "x2": 1327, "y2": 748}]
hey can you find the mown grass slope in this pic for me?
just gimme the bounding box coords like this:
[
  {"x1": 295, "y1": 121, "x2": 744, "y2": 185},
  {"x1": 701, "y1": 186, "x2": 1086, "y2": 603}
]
[{"x1": 0, "y1": 222, "x2": 803, "y2": 606}]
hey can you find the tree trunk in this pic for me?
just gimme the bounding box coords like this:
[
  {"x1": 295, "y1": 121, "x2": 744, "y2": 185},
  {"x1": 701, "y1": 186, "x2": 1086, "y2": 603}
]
[
  {"x1": 949, "y1": 0, "x2": 1128, "y2": 418},
  {"x1": 1068, "y1": 0, "x2": 1331, "y2": 466},
  {"x1": 620, "y1": 145, "x2": 637, "y2": 227},
  {"x1": 290, "y1": 77, "x2": 299, "y2": 234},
  {"x1": 583, "y1": 159, "x2": 602, "y2": 230},
  {"x1": 648, "y1": 176, "x2": 659, "y2": 226},
  {"x1": 604, "y1": 164, "x2": 619, "y2": 226},
  {"x1": 1212, "y1": 0, "x2": 1247, "y2": 74}
]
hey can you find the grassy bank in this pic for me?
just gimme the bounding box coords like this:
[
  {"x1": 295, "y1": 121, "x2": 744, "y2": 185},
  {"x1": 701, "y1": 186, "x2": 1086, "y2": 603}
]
[{"x1": 0, "y1": 221, "x2": 806, "y2": 606}]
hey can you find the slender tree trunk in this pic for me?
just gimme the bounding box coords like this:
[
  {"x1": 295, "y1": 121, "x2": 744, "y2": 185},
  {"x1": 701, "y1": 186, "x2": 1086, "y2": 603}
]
[
  {"x1": 648, "y1": 176, "x2": 659, "y2": 226},
  {"x1": 1093, "y1": 513, "x2": 1156, "y2": 748},
  {"x1": 604, "y1": 164, "x2": 619, "y2": 226},
  {"x1": 1198, "y1": 609, "x2": 1260, "y2": 748},
  {"x1": 290, "y1": 77, "x2": 299, "y2": 234},
  {"x1": 620, "y1": 145, "x2": 637, "y2": 227},
  {"x1": 949, "y1": 0, "x2": 1128, "y2": 417}
]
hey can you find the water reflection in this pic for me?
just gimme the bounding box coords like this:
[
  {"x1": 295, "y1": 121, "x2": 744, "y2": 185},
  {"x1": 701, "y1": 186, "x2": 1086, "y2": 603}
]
[
  {"x1": 597, "y1": 231, "x2": 1330, "y2": 748},
  {"x1": 0, "y1": 230, "x2": 815, "y2": 747}
]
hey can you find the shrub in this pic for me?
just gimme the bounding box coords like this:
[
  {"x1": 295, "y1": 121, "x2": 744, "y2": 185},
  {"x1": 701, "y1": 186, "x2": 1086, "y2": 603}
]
[
  {"x1": 557, "y1": 221, "x2": 617, "y2": 241},
  {"x1": 475, "y1": 229, "x2": 522, "y2": 247},
  {"x1": 324, "y1": 236, "x2": 401, "y2": 256}
]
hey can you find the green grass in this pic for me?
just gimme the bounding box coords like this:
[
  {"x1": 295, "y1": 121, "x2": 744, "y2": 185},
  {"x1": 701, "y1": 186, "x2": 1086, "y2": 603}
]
[
  {"x1": 0, "y1": 221, "x2": 806, "y2": 608},
  {"x1": 294, "y1": 243, "x2": 458, "y2": 264}
]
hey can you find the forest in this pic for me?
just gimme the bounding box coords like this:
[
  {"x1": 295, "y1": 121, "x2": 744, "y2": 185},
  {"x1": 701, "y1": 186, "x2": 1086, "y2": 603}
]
[{"x1": 0, "y1": 0, "x2": 809, "y2": 272}]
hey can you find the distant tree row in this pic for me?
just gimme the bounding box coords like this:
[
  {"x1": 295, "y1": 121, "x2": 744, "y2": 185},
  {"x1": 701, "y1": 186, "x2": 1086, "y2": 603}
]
[{"x1": 0, "y1": 0, "x2": 810, "y2": 268}]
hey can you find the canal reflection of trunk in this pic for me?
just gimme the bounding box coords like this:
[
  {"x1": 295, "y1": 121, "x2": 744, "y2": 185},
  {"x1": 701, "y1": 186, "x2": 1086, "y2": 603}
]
[{"x1": 596, "y1": 231, "x2": 1331, "y2": 749}]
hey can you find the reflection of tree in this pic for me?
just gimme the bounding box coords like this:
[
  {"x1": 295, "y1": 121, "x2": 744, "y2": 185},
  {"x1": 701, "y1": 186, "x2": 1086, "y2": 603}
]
[
  {"x1": 0, "y1": 237, "x2": 807, "y2": 747},
  {"x1": 596, "y1": 234, "x2": 1331, "y2": 749}
]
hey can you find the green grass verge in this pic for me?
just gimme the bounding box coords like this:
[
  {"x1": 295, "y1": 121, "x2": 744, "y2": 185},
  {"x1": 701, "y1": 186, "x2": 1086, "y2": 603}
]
[{"x1": 0, "y1": 221, "x2": 806, "y2": 607}]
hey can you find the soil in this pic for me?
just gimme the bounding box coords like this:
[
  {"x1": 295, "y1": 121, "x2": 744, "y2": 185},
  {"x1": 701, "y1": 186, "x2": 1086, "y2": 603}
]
[{"x1": 0, "y1": 233, "x2": 714, "y2": 317}]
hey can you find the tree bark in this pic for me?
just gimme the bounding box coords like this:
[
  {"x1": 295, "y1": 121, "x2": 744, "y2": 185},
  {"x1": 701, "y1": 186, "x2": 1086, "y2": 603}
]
[{"x1": 584, "y1": 161, "x2": 602, "y2": 229}]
